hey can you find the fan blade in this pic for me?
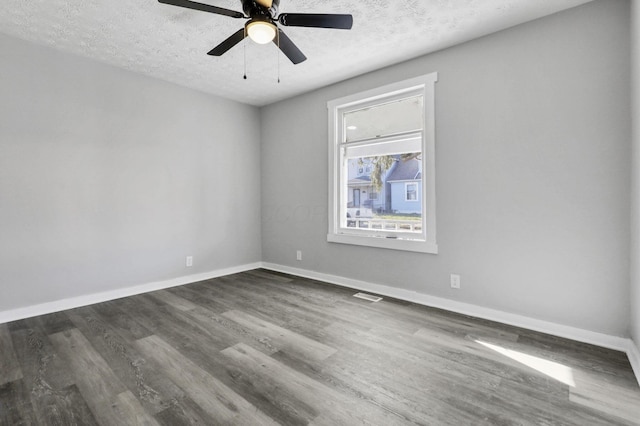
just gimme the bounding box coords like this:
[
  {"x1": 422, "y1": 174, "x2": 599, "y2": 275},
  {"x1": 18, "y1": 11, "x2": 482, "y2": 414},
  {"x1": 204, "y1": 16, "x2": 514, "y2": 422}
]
[
  {"x1": 278, "y1": 13, "x2": 353, "y2": 29},
  {"x1": 207, "y1": 28, "x2": 246, "y2": 56},
  {"x1": 255, "y1": 0, "x2": 273, "y2": 8},
  {"x1": 158, "y1": 0, "x2": 244, "y2": 19},
  {"x1": 274, "y1": 29, "x2": 307, "y2": 64}
]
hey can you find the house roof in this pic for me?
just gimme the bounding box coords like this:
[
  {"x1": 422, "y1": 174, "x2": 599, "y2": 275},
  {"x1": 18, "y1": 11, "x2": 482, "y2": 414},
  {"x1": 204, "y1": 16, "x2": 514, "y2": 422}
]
[
  {"x1": 348, "y1": 175, "x2": 371, "y2": 186},
  {"x1": 386, "y1": 159, "x2": 421, "y2": 182}
]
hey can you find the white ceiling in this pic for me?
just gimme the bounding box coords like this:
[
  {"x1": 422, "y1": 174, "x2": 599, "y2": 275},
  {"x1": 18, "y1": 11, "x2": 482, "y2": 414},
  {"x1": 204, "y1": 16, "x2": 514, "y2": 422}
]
[{"x1": 0, "y1": 0, "x2": 594, "y2": 106}]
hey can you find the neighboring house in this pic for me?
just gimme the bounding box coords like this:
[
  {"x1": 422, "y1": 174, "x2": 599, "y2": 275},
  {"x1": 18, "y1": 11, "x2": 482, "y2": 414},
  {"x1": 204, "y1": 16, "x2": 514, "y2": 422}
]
[
  {"x1": 386, "y1": 157, "x2": 422, "y2": 214},
  {"x1": 347, "y1": 156, "x2": 423, "y2": 214},
  {"x1": 346, "y1": 158, "x2": 386, "y2": 213}
]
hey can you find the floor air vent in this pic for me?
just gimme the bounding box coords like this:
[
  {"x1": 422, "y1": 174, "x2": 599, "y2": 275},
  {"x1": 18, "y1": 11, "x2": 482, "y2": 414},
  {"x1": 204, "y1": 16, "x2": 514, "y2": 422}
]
[{"x1": 353, "y1": 292, "x2": 383, "y2": 302}]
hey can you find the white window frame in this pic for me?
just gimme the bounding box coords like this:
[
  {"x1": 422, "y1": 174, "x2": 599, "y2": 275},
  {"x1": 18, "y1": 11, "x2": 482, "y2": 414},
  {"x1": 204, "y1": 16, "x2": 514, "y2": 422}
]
[
  {"x1": 327, "y1": 73, "x2": 438, "y2": 254},
  {"x1": 405, "y1": 182, "x2": 419, "y2": 202}
]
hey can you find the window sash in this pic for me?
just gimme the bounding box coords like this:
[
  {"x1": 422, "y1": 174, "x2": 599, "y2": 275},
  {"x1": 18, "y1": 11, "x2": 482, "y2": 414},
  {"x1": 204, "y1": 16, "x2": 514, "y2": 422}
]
[{"x1": 338, "y1": 132, "x2": 425, "y2": 240}]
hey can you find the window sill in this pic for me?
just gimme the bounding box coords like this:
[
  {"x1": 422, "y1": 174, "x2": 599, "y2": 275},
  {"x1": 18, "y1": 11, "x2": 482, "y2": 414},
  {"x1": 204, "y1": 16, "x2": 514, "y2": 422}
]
[{"x1": 327, "y1": 233, "x2": 438, "y2": 254}]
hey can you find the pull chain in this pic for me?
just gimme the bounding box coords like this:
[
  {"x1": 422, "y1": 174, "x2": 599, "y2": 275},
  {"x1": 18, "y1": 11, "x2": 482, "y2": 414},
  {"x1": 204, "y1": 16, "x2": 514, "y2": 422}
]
[
  {"x1": 277, "y1": 29, "x2": 280, "y2": 84},
  {"x1": 243, "y1": 27, "x2": 247, "y2": 80}
]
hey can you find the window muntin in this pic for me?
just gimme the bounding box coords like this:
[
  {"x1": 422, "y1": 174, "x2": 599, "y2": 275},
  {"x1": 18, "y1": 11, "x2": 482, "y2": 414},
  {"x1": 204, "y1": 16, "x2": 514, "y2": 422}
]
[{"x1": 328, "y1": 73, "x2": 438, "y2": 254}]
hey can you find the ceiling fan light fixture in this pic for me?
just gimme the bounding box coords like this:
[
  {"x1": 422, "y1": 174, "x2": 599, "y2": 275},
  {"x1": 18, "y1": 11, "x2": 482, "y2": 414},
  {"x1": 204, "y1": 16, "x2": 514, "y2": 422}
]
[
  {"x1": 158, "y1": 0, "x2": 353, "y2": 65},
  {"x1": 247, "y1": 20, "x2": 277, "y2": 44}
]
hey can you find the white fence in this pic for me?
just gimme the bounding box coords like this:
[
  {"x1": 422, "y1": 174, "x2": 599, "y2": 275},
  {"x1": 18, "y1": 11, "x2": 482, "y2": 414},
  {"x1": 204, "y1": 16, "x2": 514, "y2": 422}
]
[{"x1": 346, "y1": 218, "x2": 422, "y2": 232}]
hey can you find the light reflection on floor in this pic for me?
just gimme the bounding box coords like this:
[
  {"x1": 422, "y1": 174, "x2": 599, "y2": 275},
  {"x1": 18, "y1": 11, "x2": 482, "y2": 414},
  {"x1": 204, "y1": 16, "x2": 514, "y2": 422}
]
[{"x1": 476, "y1": 340, "x2": 576, "y2": 387}]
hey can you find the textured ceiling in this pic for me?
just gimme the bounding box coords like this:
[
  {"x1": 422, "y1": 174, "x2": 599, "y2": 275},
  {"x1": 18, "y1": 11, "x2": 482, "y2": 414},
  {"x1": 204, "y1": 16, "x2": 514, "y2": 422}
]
[{"x1": 0, "y1": 0, "x2": 594, "y2": 106}]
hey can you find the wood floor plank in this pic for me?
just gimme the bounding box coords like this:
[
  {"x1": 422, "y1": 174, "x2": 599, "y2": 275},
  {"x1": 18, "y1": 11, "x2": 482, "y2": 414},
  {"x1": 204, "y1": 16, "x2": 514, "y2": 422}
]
[
  {"x1": 0, "y1": 380, "x2": 37, "y2": 425},
  {"x1": 208, "y1": 274, "x2": 380, "y2": 338},
  {"x1": 313, "y1": 324, "x2": 516, "y2": 425},
  {"x1": 163, "y1": 284, "x2": 232, "y2": 314},
  {"x1": 153, "y1": 395, "x2": 217, "y2": 426},
  {"x1": 269, "y1": 346, "x2": 480, "y2": 426},
  {"x1": 0, "y1": 324, "x2": 22, "y2": 386},
  {"x1": 30, "y1": 384, "x2": 100, "y2": 426},
  {"x1": 178, "y1": 305, "x2": 281, "y2": 355},
  {"x1": 317, "y1": 320, "x2": 552, "y2": 405},
  {"x1": 221, "y1": 309, "x2": 338, "y2": 362},
  {"x1": 244, "y1": 268, "x2": 294, "y2": 283},
  {"x1": 413, "y1": 325, "x2": 561, "y2": 383},
  {"x1": 190, "y1": 278, "x2": 336, "y2": 337},
  {"x1": 3, "y1": 322, "x2": 100, "y2": 425},
  {"x1": 112, "y1": 391, "x2": 161, "y2": 426},
  {"x1": 517, "y1": 331, "x2": 639, "y2": 389},
  {"x1": 136, "y1": 334, "x2": 279, "y2": 425},
  {"x1": 55, "y1": 384, "x2": 100, "y2": 426},
  {"x1": 374, "y1": 300, "x2": 521, "y2": 343},
  {"x1": 569, "y1": 369, "x2": 640, "y2": 424},
  {"x1": 148, "y1": 289, "x2": 199, "y2": 312},
  {"x1": 238, "y1": 276, "x2": 423, "y2": 336},
  {"x1": 9, "y1": 321, "x2": 81, "y2": 422},
  {"x1": 91, "y1": 301, "x2": 155, "y2": 341},
  {"x1": 120, "y1": 293, "x2": 281, "y2": 356},
  {"x1": 35, "y1": 311, "x2": 76, "y2": 335},
  {"x1": 401, "y1": 326, "x2": 566, "y2": 395},
  {"x1": 49, "y1": 328, "x2": 159, "y2": 426},
  {"x1": 221, "y1": 342, "x2": 414, "y2": 426},
  {"x1": 119, "y1": 299, "x2": 312, "y2": 425},
  {"x1": 493, "y1": 375, "x2": 637, "y2": 426},
  {"x1": 65, "y1": 306, "x2": 187, "y2": 415}
]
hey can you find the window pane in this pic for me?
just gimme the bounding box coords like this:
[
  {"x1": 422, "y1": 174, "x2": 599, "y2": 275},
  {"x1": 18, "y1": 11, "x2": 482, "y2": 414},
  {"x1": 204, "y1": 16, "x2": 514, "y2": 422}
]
[
  {"x1": 344, "y1": 153, "x2": 422, "y2": 233},
  {"x1": 406, "y1": 183, "x2": 417, "y2": 201},
  {"x1": 344, "y1": 96, "x2": 423, "y2": 142}
]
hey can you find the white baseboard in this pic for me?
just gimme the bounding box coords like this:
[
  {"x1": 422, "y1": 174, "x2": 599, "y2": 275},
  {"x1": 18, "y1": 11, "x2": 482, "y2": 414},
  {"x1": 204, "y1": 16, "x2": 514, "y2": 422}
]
[
  {"x1": 0, "y1": 262, "x2": 261, "y2": 325},
  {"x1": 628, "y1": 340, "x2": 640, "y2": 386},
  {"x1": 262, "y1": 262, "x2": 640, "y2": 386}
]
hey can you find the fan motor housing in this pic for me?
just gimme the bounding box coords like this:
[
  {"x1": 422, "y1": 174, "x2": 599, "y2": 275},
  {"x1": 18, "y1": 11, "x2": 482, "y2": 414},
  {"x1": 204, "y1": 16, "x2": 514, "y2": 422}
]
[{"x1": 242, "y1": 0, "x2": 279, "y2": 19}]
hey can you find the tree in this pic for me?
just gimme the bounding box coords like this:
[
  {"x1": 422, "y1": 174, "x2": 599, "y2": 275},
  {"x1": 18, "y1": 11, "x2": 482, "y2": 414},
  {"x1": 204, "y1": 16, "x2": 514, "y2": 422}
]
[{"x1": 360, "y1": 153, "x2": 421, "y2": 191}]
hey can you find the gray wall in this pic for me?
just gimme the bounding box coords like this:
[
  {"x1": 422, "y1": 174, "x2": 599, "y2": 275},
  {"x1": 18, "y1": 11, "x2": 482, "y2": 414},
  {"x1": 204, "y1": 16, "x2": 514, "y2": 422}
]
[
  {"x1": 261, "y1": 0, "x2": 631, "y2": 336},
  {"x1": 0, "y1": 34, "x2": 262, "y2": 312},
  {"x1": 631, "y1": 0, "x2": 640, "y2": 349}
]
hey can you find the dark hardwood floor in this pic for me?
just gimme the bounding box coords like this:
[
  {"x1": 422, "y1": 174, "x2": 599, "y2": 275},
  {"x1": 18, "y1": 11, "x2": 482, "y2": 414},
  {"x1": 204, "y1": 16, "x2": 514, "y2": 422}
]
[{"x1": 1, "y1": 269, "x2": 639, "y2": 425}]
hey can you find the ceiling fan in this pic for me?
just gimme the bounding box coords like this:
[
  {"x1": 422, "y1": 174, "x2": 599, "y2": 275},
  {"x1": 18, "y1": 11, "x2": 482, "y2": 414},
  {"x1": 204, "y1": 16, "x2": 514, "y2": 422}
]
[{"x1": 158, "y1": 0, "x2": 353, "y2": 64}]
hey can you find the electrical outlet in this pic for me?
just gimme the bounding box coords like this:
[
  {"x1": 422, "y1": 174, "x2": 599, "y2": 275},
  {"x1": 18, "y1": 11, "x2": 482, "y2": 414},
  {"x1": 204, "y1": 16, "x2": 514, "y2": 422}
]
[
  {"x1": 296, "y1": 250, "x2": 302, "y2": 261},
  {"x1": 186, "y1": 256, "x2": 193, "y2": 267},
  {"x1": 450, "y1": 274, "x2": 461, "y2": 289}
]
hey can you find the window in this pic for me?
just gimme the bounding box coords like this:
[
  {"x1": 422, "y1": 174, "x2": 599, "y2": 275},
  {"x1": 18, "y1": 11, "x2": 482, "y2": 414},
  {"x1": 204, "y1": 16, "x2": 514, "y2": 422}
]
[
  {"x1": 327, "y1": 73, "x2": 438, "y2": 253},
  {"x1": 405, "y1": 183, "x2": 418, "y2": 201}
]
